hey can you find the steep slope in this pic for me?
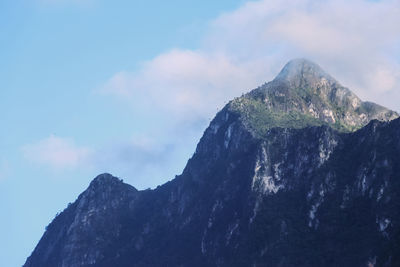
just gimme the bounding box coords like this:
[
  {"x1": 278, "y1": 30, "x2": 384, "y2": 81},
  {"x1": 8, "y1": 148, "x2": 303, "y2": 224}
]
[
  {"x1": 25, "y1": 174, "x2": 139, "y2": 267},
  {"x1": 25, "y1": 59, "x2": 400, "y2": 267}
]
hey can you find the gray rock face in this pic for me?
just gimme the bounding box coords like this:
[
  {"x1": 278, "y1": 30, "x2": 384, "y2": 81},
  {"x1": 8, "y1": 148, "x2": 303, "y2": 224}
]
[
  {"x1": 25, "y1": 174, "x2": 139, "y2": 267},
  {"x1": 25, "y1": 60, "x2": 400, "y2": 267}
]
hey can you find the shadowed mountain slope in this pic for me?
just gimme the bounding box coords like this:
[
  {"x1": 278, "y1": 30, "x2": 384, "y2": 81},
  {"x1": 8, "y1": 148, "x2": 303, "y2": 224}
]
[{"x1": 25, "y1": 59, "x2": 400, "y2": 267}]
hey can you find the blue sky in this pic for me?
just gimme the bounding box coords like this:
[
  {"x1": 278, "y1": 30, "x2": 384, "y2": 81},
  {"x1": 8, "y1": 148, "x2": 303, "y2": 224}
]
[
  {"x1": 0, "y1": 1, "x2": 246, "y2": 265},
  {"x1": 1, "y1": 0, "x2": 400, "y2": 266}
]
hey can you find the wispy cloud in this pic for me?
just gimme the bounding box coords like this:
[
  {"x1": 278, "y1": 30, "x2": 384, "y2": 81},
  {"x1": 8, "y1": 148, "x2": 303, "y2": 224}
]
[
  {"x1": 102, "y1": 50, "x2": 263, "y2": 121},
  {"x1": 91, "y1": 134, "x2": 186, "y2": 188},
  {"x1": 22, "y1": 135, "x2": 92, "y2": 169},
  {"x1": 97, "y1": 0, "x2": 400, "y2": 188},
  {"x1": 210, "y1": 0, "x2": 400, "y2": 107},
  {"x1": 28, "y1": 0, "x2": 400, "y2": 187},
  {"x1": 20, "y1": 133, "x2": 192, "y2": 188},
  {"x1": 103, "y1": 0, "x2": 400, "y2": 114}
]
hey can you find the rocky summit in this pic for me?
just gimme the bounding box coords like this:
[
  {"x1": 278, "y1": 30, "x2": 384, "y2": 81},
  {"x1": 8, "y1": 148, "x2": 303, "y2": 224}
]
[
  {"x1": 229, "y1": 59, "x2": 397, "y2": 136},
  {"x1": 25, "y1": 59, "x2": 400, "y2": 267}
]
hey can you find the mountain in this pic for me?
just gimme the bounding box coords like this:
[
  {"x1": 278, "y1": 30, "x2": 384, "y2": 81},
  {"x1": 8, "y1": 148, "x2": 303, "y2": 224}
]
[
  {"x1": 24, "y1": 59, "x2": 400, "y2": 267},
  {"x1": 230, "y1": 59, "x2": 397, "y2": 135}
]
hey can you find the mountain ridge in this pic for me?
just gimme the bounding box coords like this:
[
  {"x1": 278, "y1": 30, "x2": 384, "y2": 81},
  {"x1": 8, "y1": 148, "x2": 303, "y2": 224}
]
[{"x1": 24, "y1": 59, "x2": 400, "y2": 267}]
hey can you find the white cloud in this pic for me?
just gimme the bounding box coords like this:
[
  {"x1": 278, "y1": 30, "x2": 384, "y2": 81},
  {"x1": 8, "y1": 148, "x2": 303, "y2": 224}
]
[
  {"x1": 20, "y1": 133, "x2": 195, "y2": 188},
  {"x1": 98, "y1": 0, "x2": 400, "y2": 188},
  {"x1": 102, "y1": 49, "x2": 264, "y2": 120},
  {"x1": 207, "y1": 0, "x2": 400, "y2": 108},
  {"x1": 32, "y1": 0, "x2": 400, "y2": 187},
  {"x1": 103, "y1": 0, "x2": 400, "y2": 114},
  {"x1": 22, "y1": 135, "x2": 92, "y2": 169}
]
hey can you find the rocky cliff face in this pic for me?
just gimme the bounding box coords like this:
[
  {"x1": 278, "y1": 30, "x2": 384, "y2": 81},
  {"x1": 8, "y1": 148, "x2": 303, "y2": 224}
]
[
  {"x1": 25, "y1": 59, "x2": 400, "y2": 267},
  {"x1": 25, "y1": 174, "x2": 139, "y2": 267}
]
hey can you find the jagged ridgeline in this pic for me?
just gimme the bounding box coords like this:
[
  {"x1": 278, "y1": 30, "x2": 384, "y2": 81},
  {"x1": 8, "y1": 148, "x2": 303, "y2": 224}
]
[
  {"x1": 25, "y1": 59, "x2": 400, "y2": 267},
  {"x1": 229, "y1": 59, "x2": 397, "y2": 136}
]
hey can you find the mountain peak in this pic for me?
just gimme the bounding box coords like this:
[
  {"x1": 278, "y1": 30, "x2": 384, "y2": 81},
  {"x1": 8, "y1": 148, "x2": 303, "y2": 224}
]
[
  {"x1": 85, "y1": 173, "x2": 136, "y2": 197},
  {"x1": 89, "y1": 173, "x2": 122, "y2": 188},
  {"x1": 228, "y1": 59, "x2": 398, "y2": 136},
  {"x1": 275, "y1": 58, "x2": 335, "y2": 87},
  {"x1": 82, "y1": 173, "x2": 137, "y2": 205}
]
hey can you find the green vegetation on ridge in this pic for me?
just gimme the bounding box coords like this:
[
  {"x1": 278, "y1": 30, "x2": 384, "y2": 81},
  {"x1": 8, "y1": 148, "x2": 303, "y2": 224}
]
[
  {"x1": 229, "y1": 95, "x2": 360, "y2": 138},
  {"x1": 229, "y1": 97, "x2": 325, "y2": 137}
]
